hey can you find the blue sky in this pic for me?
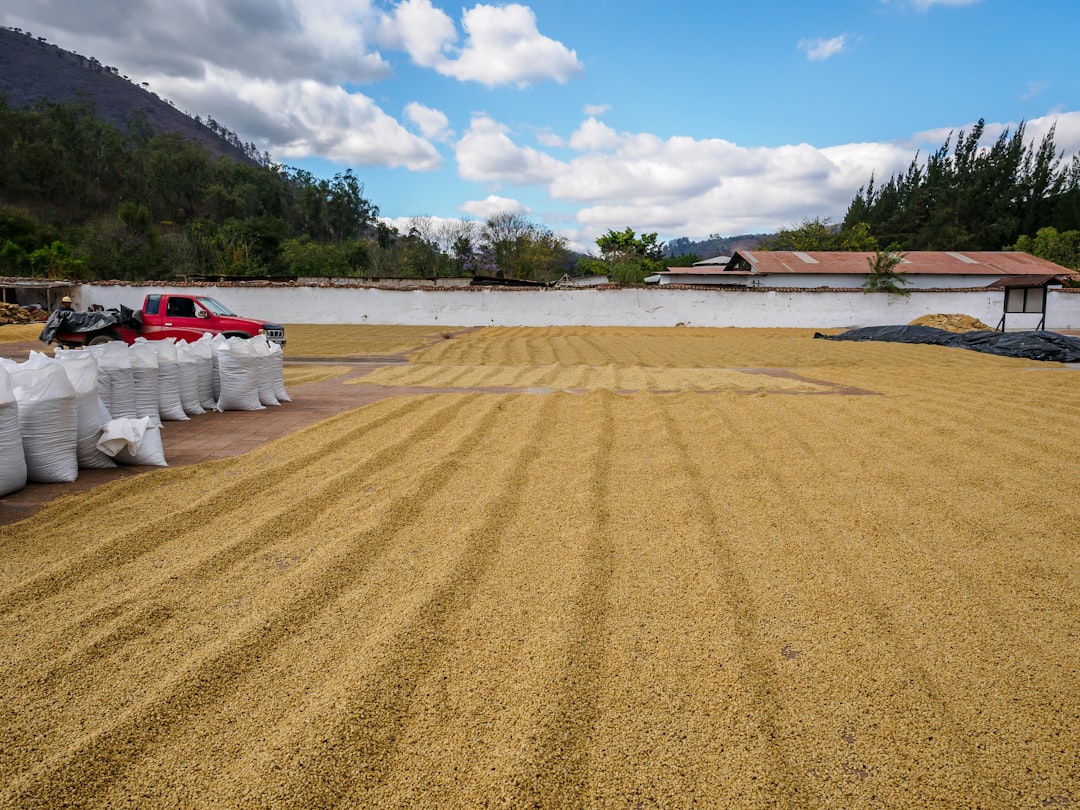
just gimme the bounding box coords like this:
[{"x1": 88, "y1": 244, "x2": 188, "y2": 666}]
[{"x1": 5, "y1": 0, "x2": 1080, "y2": 252}]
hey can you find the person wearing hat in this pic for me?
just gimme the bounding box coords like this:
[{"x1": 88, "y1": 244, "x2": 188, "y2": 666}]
[{"x1": 57, "y1": 296, "x2": 75, "y2": 312}]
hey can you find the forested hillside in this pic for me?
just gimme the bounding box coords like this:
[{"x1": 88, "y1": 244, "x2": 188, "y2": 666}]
[
  {"x1": 664, "y1": 233, "x2": 767, "y2": 259},
  {"x1": 0, "y1": 27, "x2": 257, "y2": 165},
  {"x1": 0, "y1": 96, "x2": 389, "y2": 280}
]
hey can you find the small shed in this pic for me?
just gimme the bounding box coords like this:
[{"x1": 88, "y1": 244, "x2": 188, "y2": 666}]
[
  {"x1": 0, "y1": 278, "x2": 75, "y2": 311},
  {"x1": 987, "y1": 274, "x2": 1070, "y2": 331}
]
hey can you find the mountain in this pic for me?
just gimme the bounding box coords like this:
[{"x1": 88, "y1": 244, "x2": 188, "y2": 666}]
[
  {"x1": 664, "y1": 233, "x2": 768, "y2": 259},
  {"x1": 0, "y1": 27, "x2": 256, "y2": 165}
]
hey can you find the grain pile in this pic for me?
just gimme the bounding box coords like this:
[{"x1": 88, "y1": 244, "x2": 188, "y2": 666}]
[
  {"x1": 0, "y1": 303, "x2": 34, "y2": 325},
  {"x1": 0, "y1": 323, "x2": 43, "y2": 343},
  {"x1": 908, "y1": 313, "x2": 991, "y2": 332},
  {"x1": 283, "y1": 324, "x2": 462, "y2": 357},
  {"x1": 281, "y1": 364, "x2": 356, "y2": 387},
  {"x1": 1, "y1": 327, "x2": 1078, "y2": 808}
]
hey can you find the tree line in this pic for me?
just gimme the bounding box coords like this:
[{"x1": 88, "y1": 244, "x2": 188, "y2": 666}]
[
  {"x1": 0, "y1": 96, "x2": 585, "y2": 282},
  {"x1": 760, "y1": 120, "x2": 1080, "y2": 270}
]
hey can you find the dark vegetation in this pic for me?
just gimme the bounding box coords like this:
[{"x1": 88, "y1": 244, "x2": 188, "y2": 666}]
[{"x1": 664, "y1": 233, "x2": 767, "y2": 260}]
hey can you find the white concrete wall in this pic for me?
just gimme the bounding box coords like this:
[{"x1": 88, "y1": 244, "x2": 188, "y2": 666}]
[{"x1": 72, "y1": 283, "x2": 1080, "y2": 330}]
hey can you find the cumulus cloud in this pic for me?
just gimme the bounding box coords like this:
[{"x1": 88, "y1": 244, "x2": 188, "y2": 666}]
[
  {"x1": 155, "y1": 68, "x2": 441, "y2": 169},
  {"x1": 405, "y1": 101, "x2": 453, "y2": 141},
  {"x1": 455, "y1": 115, "x2": 564, "y2": 184},
  {"x1": 3, "y1": 0, "x2": 391, "y2": 85},
  {"x1": 452, "y1": 113, "x2": 924, "y2": 242},
  {"x1": 377, "y1": 0, "x2": 456, "y2": 68},
  {"x1": 558, "y1": 112, "x2": 1080, "y2": 242},
  {"x1": 798, "y1": 34, "x2": 848, "y2": 61},
  {"x1": 436, "y1": 4, "x2": 582, "y2": 87},
  {"x1": 459, "y1": 195, "x2": 531, "y2": 219},
  {"x1": 568, "y1": 118, "x2": 623, "y2": 152},
  {"x1": 584, "y1": 103, "x2": 611, "y2": 117},
  {"x1": 536, "y1": 130, "x2": 565, "y2": 148}
]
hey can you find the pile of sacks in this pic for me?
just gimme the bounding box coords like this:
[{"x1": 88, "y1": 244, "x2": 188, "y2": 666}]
[{"x1": 0, "y1": 333, "x2": 289, "y2": 496}]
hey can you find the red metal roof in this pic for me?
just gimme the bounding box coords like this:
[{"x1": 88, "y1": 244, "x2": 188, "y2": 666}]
[{"x1": 728, "y1": 250, "x2": 1073, "y2": 276}]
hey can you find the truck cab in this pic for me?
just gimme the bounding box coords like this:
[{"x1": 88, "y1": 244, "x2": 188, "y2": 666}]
[{"x1": 141, "y1": 294, "x2": 286, "y2": 345}]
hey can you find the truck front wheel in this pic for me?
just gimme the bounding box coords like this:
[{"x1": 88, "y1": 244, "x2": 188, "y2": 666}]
[
  {"x1": 222, "y1": 331, "x2": 251, "y2": 340},
  {"x1": 87, "y1": 331, "x2": 122, "y2": 346}
]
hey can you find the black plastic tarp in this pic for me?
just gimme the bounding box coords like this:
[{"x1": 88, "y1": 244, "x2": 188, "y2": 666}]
[
  {"x1": 38, "y1": 306, "x2": 140, "y2": 344},
  {"x1": 814, "y1": 326, "x2": 1080, "y2": 362}
]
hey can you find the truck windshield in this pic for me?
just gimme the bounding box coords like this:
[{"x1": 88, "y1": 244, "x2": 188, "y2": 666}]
[{"x1": 196, "y1": 297, "x2": 236, "y2": 316}]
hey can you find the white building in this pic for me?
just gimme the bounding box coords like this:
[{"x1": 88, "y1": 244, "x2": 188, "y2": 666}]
[{"x1": 655, "y1": 250, "x2": 1077, "y2": 290}]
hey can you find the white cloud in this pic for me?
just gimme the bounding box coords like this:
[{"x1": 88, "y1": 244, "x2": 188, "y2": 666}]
[
  {"x1": 568, "y1": 118, "x2": 623, "y2": 152},
  {"x1": 536, "y1": 130, "x2": 565, "y2": 148},
  {"x1": 154, "y1": 68, "x2": 441, "y2": 170},
  {"x1": 584, "y1": 103, "x2": 611, "y2": 117},
  {"x1": 798, "y1": 34, "x2": 848, "y2": 61},
  {"x1": 436, "y1": 4, "x2": 582, "y2": 88},
  {"x1": 405, "y1": 101, "x2": 453, "y2": 141},
  {"x1": 452, "y1": 113, "x2": 925, "y2": 242},
  {"x1": 3, "y1": 0, "x2": 391, "y2": 85},
  {"x1": 459, "y1": 195, "x2": 530, "y2": 219},
  {"x1": 455, "y1": 114, "x2": 563, "y2": 184},
  {"x1": 377, "y1": 0, "x2": 456, "y2": 68}
]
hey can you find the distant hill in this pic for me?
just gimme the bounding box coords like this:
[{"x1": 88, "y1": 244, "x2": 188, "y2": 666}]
[
  {"x1": 0, "y1": 27, "x2": 257, "y2": 165},
  {"x1": 665, "y1": 233, "x2": 768, "y2": 259}
]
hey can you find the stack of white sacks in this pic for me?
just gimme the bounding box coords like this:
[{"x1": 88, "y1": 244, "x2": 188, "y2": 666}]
[{"x1": 0, "y1": 333, "x2": 289, "y2": 497}]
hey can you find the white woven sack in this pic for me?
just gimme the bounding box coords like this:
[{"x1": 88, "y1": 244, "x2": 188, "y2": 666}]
[
  {"x1": 151, "y1": 338, "x2": 188, "y2": 421},
  {"x1": 88, "y1": 340, "x2": 138, "y2": 419},
  {"x1": 175, "y1": 341, "x2": 205, "y2": 416},
  {"x1": 268, "y1": 340, "x2": 291, "y2": 402},
  {"x1": 191, "y1": 334, "x2": 216, "y2": 410},
  {"x1": 211, "y1": 333, "x2": 226, "y2": 401},
  {"x1": 9, "y1": 360, "x2": 78, "y2": 483},
  {"x1": 0, "y1": 366, "x2": 27, "y2": 496},
  {"x1": 96, "y1": 417, "x2": 167, "y2": 466},
  {"x1": 128, "y1": 339, "x2": 163, "y2": 427},
  {"x1": 215, "y1": 337, "x2": 264, "y2": 412},
  {"x1": 250, "y1": 335, "x2": 280, "y2": 407},
  {"x1": 53, "y1": 351, "x2": 116, "y2": 470}
]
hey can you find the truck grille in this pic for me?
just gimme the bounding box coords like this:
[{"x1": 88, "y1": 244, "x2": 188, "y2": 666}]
[{"x1": 263, "y1": 325, "x2": 286, "y2": 345}]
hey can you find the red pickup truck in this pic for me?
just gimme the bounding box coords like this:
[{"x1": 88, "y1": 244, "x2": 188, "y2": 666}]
[{"x1": 41, "y1": 293, "x2": 286, "y2": 348}]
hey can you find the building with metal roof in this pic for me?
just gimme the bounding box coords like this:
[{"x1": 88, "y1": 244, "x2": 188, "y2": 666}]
[{"x1": 654, "y1": 251, "x2": 1078, "y2": 289}]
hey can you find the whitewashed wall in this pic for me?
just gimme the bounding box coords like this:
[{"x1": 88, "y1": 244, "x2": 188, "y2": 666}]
[{"x1": 75, "y1": 283, "x2": 1080, "y2": 330}]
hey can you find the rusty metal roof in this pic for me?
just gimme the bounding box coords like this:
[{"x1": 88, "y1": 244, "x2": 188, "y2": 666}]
[
  {"x1": 729, "y1": 250, "x2": 1072, "y2": 276},
  {"x1": 985, "y1": 274, "x2": 1075, "y2": 288}
]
